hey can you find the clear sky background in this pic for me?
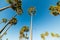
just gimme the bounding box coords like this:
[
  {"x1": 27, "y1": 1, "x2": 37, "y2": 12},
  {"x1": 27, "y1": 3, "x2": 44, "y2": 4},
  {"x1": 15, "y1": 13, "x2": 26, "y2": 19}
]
[{"x1": 0, "y1": 0, "x2": 60, "y2": 40}]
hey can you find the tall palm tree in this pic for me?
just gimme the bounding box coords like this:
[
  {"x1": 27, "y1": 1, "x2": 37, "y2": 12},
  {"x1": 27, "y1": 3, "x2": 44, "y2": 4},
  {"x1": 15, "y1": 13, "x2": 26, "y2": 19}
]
[
  {"x1": 0, "y1": 16, "x2": 17, "y2": 34},
  {"x1": 0, "y1": 17, "x2": 17, "y2": 40},
  {"x1": 0, "y1": 0, "x2": 23, "y2": 15},
  {"x1": 19, "y1": 26, "x2": 29, "y2": 40},
  {"x1": 28, "y1": 7, "x2": 36, "y2": 40}
]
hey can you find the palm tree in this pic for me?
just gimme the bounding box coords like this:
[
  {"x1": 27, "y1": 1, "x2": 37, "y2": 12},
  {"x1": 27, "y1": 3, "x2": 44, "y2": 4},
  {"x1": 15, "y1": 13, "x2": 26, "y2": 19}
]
[
  {"x1": 55, "y1": 33, "x2": 60, "y2": 37},
  {"x1": 51, "y1": 32, "x2": 60, "y2": 38},
  {"x1": 49, "y1": 6, "x2": 60, "y2": 16},
  {"x1": 28, "y1": 7, "x2": 36, "y2": 40},
  {"x1": 2, "y1": 18, "x2": 7, "y2": 23},
  {"x1": 41, "y1": 33, "x2": 45, "y2": 40},
  {"x1": 49, "y1": 1, "x2": 60, "y2": 16},
  {"x1": 0, "y1": 17, "x2": 17, "y2": 34},
  {"x1": 0, "y1": 17, "x2": 17, "y2": 40},
  {"x1": 0, "y1": 0, "x2": 23, "y2": 15},
  {"x1": 0, "y1": 18, "x2": 7, "y2": 24},
  {"x1": 8, "y1": 17, "x2": 17, "y2": 25},
  {"x1": 14, "y1": 0, "x2": 23, "y2": 15},
  {"x1": 45, "y1": 32, "x2": 49, "y2": 36},
  {"x1": 40, "y1": 32, "x2": 49, "y2": 40},
  {"x1": 23, "y1": 26, "x2": 29, "y2": 40},
  {"x1": 19, "y1": 26, "x2": 29, "y2": 40},
  {"x1": 51, "y1": 32, "x2": 55, "y2": 37}
]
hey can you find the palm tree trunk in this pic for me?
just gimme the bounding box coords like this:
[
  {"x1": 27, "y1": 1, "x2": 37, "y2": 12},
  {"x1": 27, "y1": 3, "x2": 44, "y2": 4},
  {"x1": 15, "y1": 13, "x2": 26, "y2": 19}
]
[
  {"x1": 0, "y1": 6, "x2": 11, "y2": 11},
  {"x1": 30, "y1": 15, "x2": 33, "y2": 40},
  {"x1": 12, "y1": 14, "x2": 17, "y2": 18},
  {"x1": 0, "y1": 24, "x2": 12, "y2": 39},
  {"x1": 25, "y1": 32, "x2": 27, "y2": 40},
  {"x1": 0, "y1": 23, "x2": 9, "y2": 34}
]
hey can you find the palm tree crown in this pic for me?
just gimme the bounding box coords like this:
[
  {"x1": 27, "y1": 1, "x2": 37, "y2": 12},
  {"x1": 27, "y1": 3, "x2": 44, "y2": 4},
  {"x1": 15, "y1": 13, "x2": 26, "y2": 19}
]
[
  {"x1": 20, "y1": 26, "x2": 29, "y2": 39},
  {"x1": 28, "y1": 7, "x2": 36, "y2": 16},
  {"x1": 8, "y1": 17, "x2": 17, "y2": 25},
  {"x1": 2, "y1": 18, "x2": 7, "y2": 23}
]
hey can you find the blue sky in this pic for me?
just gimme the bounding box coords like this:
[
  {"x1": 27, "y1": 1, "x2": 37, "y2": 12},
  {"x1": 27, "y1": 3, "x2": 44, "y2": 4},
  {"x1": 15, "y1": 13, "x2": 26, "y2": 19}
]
[{"x1": 0, "y1": 0, "x2": 60, "y2": 40}]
